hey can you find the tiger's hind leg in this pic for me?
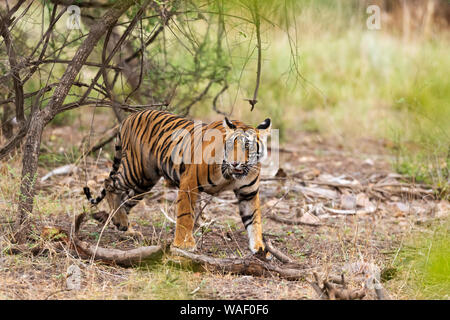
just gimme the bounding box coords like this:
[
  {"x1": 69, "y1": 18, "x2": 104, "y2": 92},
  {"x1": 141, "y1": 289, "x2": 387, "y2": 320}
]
[{"x1": 120, "y1": 190, "x2": 146, "y2": 240}]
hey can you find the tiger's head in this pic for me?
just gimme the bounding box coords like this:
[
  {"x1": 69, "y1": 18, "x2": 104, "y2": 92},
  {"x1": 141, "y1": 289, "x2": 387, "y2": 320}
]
[{"x1": 221, "y1": 117, "x2": 271, "y2": 179}]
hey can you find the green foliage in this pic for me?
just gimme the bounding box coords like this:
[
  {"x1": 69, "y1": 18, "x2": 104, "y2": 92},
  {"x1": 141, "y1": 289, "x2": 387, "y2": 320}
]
[
  {"x1": 192, "y1": 0, "x2": 449, "y2": 188},
  {"x1": 393, "y1": 221, "x2": 450, "y2": 299},
  {"x1": 127, "y1": 264, "x2": 198, "y2": 299},
  {"x1": 38, "y1": 146, "x2": 82, "y2": 167},
  {"x1": 51, "y1": 110, "x2": 78, "y2": 126}
]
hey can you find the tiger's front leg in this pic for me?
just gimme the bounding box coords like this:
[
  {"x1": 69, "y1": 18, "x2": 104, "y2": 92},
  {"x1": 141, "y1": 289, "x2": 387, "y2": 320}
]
[
  {"x1": 173, "y1": 179, "x2": 198, "y2": 250},
  {"x1": 235, "y1": 189, "x2": 267, "y2": 256}
]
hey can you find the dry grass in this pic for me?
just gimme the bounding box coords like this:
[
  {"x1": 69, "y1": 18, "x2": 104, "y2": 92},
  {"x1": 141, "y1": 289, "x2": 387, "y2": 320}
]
[{"x1": 1, "y1": 115, "x2": 447, "y2": 299}]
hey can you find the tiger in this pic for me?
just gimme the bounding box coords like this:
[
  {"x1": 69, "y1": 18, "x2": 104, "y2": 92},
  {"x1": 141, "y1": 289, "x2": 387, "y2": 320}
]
[{"x1": 83, "y1": 109, "x2": 272, "y2": 256}]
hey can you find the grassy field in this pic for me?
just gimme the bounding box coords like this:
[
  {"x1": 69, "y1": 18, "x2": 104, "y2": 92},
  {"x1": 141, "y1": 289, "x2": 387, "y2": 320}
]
[
  {"x1": 389, "y1": 220, "x2": 450, "y2": 299},
  {"x1": 191, "y1": 0, "x2": 450, "y2": 192},
  {"x1": 1, "y1": 0, "x2": 449, "y2": 300}
]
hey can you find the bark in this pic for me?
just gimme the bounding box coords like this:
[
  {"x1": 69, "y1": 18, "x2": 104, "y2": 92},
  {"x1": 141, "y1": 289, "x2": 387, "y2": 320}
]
[
  {"x1": 14, "y1": 115, "x2": 45, "y2": 243},
  {"x1": 1, "y1": 103, "x2": 14, "y2": 139},
  {"x1": 72, "y1": 212, "x2": 166, "y2": 267},
  {"x1": 0, "y1": 8, "x2": 25, "y2": 126},
  {"x1": 73, "y1": 238, "x2": 166, "y2": 267}
]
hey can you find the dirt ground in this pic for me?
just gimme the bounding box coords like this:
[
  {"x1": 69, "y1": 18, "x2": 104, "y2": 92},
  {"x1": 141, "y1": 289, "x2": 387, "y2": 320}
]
[{"x1": 0, "y1": 117, "x2": 448, "y2": 300}]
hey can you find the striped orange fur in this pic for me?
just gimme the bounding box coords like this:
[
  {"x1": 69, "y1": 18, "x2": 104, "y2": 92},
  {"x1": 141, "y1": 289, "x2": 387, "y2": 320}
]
[{"x1": 84, "y1": 109, "x2": 271, "y2": 255}]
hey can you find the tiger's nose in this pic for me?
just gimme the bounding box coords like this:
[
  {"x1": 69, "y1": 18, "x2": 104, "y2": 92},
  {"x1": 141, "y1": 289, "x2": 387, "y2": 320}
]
[{"x1": 231, "y1": 162, "x2": 240, "y2": 168}]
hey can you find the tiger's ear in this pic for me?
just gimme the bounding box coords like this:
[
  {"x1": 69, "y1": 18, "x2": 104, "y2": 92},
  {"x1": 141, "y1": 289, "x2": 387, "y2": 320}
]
[
  {"x1": 256, "y1": 118, "x2": 271, "y2": 136},
  {"x1": 223, "y1": 117, "x2": 236, "y2": 131}
]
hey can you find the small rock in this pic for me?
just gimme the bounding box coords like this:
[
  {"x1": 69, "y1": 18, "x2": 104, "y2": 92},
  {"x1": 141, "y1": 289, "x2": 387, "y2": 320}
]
[
  {"x1": 66, "y1": 264, "x2": 81, "y2": 291},
  {"x1": 363, "y1": 158, "x2": 374, "y2": 166},
  {"x1": 299, "y1": 211, "x2": 321, "y2": 225},
  {"x1": 394, "y1": 202, "x2": 409, "y2": 213},
  {"x1": 436, "y1": 201, "x2": 450, "y2": 218},
  {"x1": 298, "y1": 156, "x2": 316, "y2": 163},
  {"x1": 340, "y1": 194, "x2": 356, "y2": 210},
  {"x1": 356, "y1": 193, "x2": 372, "y2": 208}
]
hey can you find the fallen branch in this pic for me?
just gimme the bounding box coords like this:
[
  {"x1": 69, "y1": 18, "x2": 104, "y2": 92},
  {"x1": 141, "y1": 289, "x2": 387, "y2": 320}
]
[
  {"x1": 323, "y1": 206, "x2": 377, "y2": 215},
  {"x1": 40, "y1": 164, "x2": 76, "y2": 182},
  {"x1": 263, "y1": 238, "x2": 295, "y2": 264},
  {"x1": 71, "y1": 212, "x2": 166, "y2": 267},
  {"x1": 307, "y1": 272, "x2": 366, "y2": 300},
  {"x1": 373, "y1": 185, "x2": 434, "y2": 199},
  {"x1": 170, "y1": 247, "x2": 308, "y2": 280},
  {"x1": 267, "y1": 213, "x2": 322, "y2": 226},
  {"x1": 73, "y1": 237, "x2": 165, "y2": 267}
]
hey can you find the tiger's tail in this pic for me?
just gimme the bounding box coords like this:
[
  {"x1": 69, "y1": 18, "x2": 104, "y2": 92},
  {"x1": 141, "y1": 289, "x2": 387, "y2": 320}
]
[{"x1": 83, "y1": 133, "x2": 122, "y2": 205}]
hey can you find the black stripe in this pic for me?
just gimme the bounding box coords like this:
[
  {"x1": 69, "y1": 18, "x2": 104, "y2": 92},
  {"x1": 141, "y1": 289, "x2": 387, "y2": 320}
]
[
  {"x1": 242, "y1": 210, "x2": 256, "y2": 228},
  {"x1": 207, "y1": 166, "x2": 216, "y2": 187},
  {"x1": 239, "y1": 176, "x2": 258, "y2": 190},
  {"x1": 123, "y1": 153, "x2": 139, "y2": 186},
  {"x1": 150, "y1": 116, "x2": 176, "y2": 154},
  {"x1": 179, "y1": 163, "x2": 186, "y2": 176},
  {"x1": 245, "y1": 215, "x2": 256, "y2": 228},
  {"x1": 196, "y1": 171, "x2": 204, "y2": 192},
  {"x1": 241, "y1": 214, "x2": 253, "y2": 226},
  {"x1": 237, "y1": 189, "x2": 258, "y2": 201},
  {"x1": 83, "y1": 187, "x2": 92, "y2": 200},
  {"x1": 177, "y1": 212, "x2": 192, "y2": 219}
]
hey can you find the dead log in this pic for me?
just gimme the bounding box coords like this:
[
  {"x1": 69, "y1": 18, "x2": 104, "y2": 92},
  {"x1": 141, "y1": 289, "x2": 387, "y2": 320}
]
[
  {"x1": 307, "y1": 272, "x2": 366, "y2": 300},
  {"x1": 170, "y1": 247, "x2": 308, "y2": 281},
  {"x1": 72, "y1": 238, "x2": 165, "y2": 267},
  {"x1": 71, "y1": 212, "x2": 166, "y2": 267}
]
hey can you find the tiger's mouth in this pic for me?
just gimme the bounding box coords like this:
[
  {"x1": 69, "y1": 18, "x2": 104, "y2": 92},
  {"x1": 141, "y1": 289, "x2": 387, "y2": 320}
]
[
  {"x1": 222, "y1": 161, "x2": 251, "y2": 179},
  {"x1": 230, "y1": 166, "x2": 250, "y2": 178},
  {"x1": 232, "y1": 168, "x2": 244, "y2": 174}
]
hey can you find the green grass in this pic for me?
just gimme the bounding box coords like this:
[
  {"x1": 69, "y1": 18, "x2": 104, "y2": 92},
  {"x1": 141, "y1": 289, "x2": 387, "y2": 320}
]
[
  {"x1": 391, "y1": 221, "x2": 450, "y2": 299},
  {"x1": 192, "y1": 1, "x2": 450, "y2": 189},
  {"x1": 121, "y1": 263, "x2": 200, "y2": 300}
]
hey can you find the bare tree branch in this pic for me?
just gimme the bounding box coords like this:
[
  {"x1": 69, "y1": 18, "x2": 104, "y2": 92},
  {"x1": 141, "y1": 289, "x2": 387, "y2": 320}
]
[
  {"x1": 14, "y1": 0, "x2": 138, "y2": 244},
  {"x1": 0, "y1": 9, "x2": 24, "y2": 126}
]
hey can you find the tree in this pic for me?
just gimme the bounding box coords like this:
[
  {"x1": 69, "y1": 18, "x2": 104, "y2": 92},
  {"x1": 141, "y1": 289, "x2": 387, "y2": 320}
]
[{"x1": 0, "y1": 0, "x2": 300, "y2": 243}]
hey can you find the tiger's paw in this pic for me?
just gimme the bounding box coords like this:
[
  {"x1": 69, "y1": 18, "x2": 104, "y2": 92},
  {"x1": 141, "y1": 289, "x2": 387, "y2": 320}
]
[
  {"x1": 251, "y1": 245, "x2": 272, "y2": 261},
  {"x1": 172, "y1": 235, "x2": 196, "y2": 252}
]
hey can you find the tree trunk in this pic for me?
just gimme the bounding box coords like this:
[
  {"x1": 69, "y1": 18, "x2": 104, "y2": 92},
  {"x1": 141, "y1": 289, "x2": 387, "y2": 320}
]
[
  {"x1": 15, "y1": 112, "x2": 45, "y2": 243},
  {"x1": 14, "y1": 0, "x2": 137, "y2": 244}
]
